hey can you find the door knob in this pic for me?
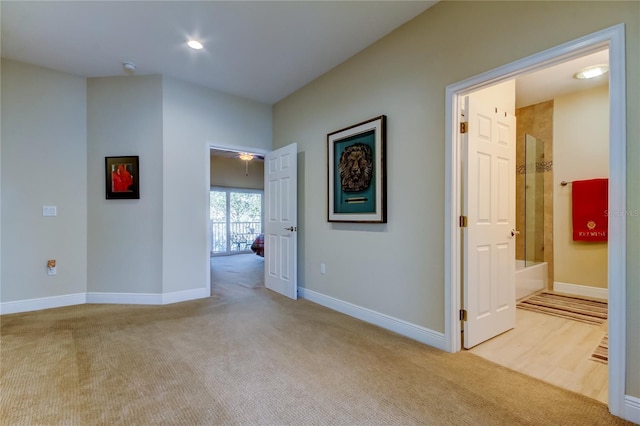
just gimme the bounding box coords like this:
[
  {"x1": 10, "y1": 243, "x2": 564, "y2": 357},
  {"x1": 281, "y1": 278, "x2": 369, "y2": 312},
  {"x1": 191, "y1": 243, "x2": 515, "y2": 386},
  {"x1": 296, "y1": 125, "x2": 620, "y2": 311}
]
[
  {"x1": 284, "y1": 226, "x2": 297, "y2": 232},
  {"x1": 511, "y1": 229, "x2": 520, "y2": 237}
]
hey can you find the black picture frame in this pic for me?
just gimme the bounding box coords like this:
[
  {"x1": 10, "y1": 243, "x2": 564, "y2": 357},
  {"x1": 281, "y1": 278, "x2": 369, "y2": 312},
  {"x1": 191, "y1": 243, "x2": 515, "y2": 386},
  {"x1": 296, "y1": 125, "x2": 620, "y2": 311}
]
[
  {"x1": 105, "y1": 156, "x2": 140, "y2": 199},
  {"x1": 327, "y1": 115, "x2": 387, "y2": 223}
]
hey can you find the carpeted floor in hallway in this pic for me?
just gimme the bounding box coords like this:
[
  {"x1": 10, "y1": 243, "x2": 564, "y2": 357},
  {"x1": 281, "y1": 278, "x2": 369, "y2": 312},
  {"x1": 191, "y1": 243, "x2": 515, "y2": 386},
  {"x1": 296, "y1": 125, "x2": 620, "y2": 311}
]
[
  {"x1": 211, "y1": 253, "x2": 265, "y2": 293},
  {"x1": 0, "y1": 261, "x2": 631, "y2": 425}
]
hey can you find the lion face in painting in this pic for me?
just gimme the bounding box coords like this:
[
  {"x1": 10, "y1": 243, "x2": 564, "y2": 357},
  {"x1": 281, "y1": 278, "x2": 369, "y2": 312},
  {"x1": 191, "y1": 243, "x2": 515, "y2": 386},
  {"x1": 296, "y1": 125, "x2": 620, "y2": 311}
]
[{"x1": 339, "y1": 143, "x2": 373, "y2": 192}]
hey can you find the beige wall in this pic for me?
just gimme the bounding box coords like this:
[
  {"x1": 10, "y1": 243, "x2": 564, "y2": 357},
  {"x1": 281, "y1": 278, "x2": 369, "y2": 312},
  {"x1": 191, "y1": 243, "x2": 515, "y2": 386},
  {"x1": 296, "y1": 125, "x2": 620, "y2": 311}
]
[
  {"x1": 553, "y1": 85, "x2": 609, "y2": 289},
  {"x1": 210, "y1": 156, "x2": 265, "y2": 189},
  {"x1": 161, "y1": 77, "x2": 271, "y2": 294},
  {"x1": 273, "y1": 1, "x2": 639, "y2": 397},
  {"x1": 1, "y1": 59, "x2": 88, "y2": 302},
  {"x1": 87, "y1": 75, "x2": 164, "y2": 294},
  {"x1": 2, "y1": 63, "x2": 272, "y2": 301}
]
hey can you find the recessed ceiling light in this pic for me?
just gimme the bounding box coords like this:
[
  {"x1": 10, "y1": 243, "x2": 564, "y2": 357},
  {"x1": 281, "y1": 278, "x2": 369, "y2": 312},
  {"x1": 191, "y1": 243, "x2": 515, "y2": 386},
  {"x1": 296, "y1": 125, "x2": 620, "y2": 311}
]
[
  {"x1": 574, "y1": 65, "x2": 609, "y2": 80},
  {"x1": 187, "y1": 40, "x2": 203, "y2": 50}
]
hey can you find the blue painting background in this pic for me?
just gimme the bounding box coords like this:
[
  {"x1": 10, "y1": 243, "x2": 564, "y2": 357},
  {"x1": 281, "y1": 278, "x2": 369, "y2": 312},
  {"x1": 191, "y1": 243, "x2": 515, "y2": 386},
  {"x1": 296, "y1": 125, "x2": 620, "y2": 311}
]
[{"x1": 333, "y1": 130, "x2": 376, "y2": 214}]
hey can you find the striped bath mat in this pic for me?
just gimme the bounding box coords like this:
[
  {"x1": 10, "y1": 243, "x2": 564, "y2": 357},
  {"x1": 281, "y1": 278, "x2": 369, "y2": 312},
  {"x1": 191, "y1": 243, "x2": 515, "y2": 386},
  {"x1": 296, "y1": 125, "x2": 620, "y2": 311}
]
[
  {"x1": 590, "y1": 334, "x2": 608, "y2": 364},
  {"x1": 516, "y1": 292, "x2": 607, "y2": 325}
]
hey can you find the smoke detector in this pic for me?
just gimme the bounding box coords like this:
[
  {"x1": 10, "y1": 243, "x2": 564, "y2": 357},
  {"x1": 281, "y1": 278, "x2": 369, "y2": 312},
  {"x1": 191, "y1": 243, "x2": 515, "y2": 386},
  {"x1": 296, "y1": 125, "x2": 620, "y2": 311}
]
[{"x1": 122, "y1": 62, "x2": 136, "y2": 74}]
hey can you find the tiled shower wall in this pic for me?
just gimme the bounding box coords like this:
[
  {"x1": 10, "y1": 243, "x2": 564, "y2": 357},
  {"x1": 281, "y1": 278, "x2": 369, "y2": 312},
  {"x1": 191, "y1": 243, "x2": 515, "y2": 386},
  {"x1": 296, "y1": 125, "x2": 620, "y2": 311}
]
[{"x1": 515, "y1": 100, "x2": 554, "y2": 288}]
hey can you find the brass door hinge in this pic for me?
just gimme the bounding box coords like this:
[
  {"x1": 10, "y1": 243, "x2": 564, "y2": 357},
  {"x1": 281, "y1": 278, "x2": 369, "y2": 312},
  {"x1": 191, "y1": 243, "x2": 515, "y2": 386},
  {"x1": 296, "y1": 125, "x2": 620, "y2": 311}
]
[
  {"x1": 459, "y1": 215, "x2": 468, "y2": 228},
  {"x1": 460, "y1": 309, "x2": 468, "y2": 321},
  {"x1": 460, "y1": 121, "x2": 468, "y2": 134}
]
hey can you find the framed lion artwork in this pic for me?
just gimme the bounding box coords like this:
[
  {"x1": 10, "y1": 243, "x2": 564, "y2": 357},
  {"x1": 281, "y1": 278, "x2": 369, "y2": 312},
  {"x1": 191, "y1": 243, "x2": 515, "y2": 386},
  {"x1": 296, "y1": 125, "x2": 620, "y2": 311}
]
[{"x1": 327, "y1": 115, "x2": 386, "y2": 223}]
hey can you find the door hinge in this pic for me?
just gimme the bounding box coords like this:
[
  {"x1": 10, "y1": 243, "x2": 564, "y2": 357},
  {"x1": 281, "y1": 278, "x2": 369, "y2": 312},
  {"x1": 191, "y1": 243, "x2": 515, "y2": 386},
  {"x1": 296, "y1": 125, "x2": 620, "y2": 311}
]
[
  {"x1": 460, "y1": 121, "x2": 468, "y2": 134},
  {"x1": 460, "y1": 309, "x2": 467, "y2": 321},
  {"x1": 459, "y1": 215, "x2": 468, "y2": 228}
]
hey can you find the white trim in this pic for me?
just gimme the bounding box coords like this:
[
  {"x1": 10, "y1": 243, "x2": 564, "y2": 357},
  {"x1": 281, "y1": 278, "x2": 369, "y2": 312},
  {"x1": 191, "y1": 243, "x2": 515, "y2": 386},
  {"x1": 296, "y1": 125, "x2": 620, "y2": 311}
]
[
  {"x1": 1, "y1": 288, "x2": 210, "y2": 315},
  {"x1": 552, "y1": 282, "x2": 608, "y2": 301},
  {"x1": 86, "y1": 292, "x2": 162, "y2": 305},
  {"x1": 162, "y1": 287, "x2": 209, "y2": 305},
  {"x1": 207, "y1": 141, "x2": 270, "y2": 296},
  {"x1": 207, "y1": 142, "x2": 270, "y2": 157},
  {"x1": 205, "y1": 143, "x2": 213, "y2": 296},
  {"x1": 624, "y1": 395, "x2": 640, "y2": 424},
  {"x1": 87, "y1": 289, "x2": 209, "y2": 305},
  {"x1": 445, "y1": 24, "x2": 626, "y2": 419},
  {"x1": 0, "y1": 293, "x2": 86, "y2": 315},
  {"x1": 299, "y1": 288, "x2": 446, "y2": 351},
  {"x1": 604, "y1": 23, "x2": 627, "y2": 419}
]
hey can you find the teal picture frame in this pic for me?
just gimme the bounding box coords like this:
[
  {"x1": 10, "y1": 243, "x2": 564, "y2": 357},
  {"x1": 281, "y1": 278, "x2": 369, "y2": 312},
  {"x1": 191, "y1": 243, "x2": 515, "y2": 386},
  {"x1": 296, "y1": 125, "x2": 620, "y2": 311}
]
[{"x1": 327, "y1": 115, "x2": 386, "y2": 223}]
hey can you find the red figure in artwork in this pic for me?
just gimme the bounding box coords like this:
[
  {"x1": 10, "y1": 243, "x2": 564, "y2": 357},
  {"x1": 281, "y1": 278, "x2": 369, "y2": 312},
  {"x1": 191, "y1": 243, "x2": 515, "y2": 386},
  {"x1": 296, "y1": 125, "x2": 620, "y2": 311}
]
[{"x1": 112, "y1": 164, "x2": 133, "y2": 192}]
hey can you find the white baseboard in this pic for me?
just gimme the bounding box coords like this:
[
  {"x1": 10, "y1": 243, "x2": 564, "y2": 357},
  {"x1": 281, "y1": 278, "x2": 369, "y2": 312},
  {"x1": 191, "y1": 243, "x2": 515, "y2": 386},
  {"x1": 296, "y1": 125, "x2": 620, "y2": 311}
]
[
  {"x1": 0, "y1": 293, "x2": 86, "y2": 315},
  {"x1": 553, "y1": 282, "x2": 608, "y2": 301},
  {"x1": 86, "y1": 292, "x2": 162, "y2": 305},
  {"x1": 0, "y1": 288, "x2": 211, "y2": 314},
  {"x1": 162, "y1": 287, "x2": 209, "y2": 304},
  {"x1": 87, "y1": 288, "x2": 209, "y2": 305},
  {"x1": 625, "y1": 395, "x2": 640, "y2": 424},
  {"x1": 298, "y1": 287, "x2": 446, "y2": 351}
]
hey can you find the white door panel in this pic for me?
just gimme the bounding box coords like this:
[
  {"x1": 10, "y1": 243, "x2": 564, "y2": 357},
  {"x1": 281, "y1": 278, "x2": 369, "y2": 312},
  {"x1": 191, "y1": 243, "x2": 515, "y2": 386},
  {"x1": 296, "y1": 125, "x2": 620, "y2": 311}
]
[
  {"x1": 264, "y1": 143, "x2": 298, "y2": 300},
  {"x1": 463, "y1": 97, "x2": 516, "y2": 349}
]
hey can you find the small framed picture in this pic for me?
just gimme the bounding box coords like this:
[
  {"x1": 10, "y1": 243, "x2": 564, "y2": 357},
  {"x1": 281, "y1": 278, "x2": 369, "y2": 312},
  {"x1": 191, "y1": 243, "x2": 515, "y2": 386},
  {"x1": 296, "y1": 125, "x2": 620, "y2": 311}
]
[
  {"x1": 105, "y1": 156, "x2": 139, "y2": 199},
  {"x1": 327, "y1": 115, "x2": 387, "y2": 223}
]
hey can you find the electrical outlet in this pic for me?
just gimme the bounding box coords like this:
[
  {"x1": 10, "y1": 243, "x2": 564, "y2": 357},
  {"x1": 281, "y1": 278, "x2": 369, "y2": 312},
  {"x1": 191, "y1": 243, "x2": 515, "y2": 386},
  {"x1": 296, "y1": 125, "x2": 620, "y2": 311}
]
[
  {"x1": 320, "y1": 263, "x2": 326, "y2": 274},
  {"x1": 47, "y1": 259, "x2": 57, "y2": 276}
]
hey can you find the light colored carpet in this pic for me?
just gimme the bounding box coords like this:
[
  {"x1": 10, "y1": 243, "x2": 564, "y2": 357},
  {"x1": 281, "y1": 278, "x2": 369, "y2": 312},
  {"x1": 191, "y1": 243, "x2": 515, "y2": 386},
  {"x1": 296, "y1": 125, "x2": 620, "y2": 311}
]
[
  {"x1": 1, "y1": 279, "x2": 630, "y2": 425},
  {"x1": 211, "y1": 253, "x2": 265, "y2": 291}
]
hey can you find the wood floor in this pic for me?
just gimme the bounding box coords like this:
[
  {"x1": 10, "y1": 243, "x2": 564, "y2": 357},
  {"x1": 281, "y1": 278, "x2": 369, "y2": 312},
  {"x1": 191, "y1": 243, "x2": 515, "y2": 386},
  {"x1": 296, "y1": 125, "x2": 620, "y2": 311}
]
[{"x1": 468, "y1": 306, "x2": 608, "y2": 403}]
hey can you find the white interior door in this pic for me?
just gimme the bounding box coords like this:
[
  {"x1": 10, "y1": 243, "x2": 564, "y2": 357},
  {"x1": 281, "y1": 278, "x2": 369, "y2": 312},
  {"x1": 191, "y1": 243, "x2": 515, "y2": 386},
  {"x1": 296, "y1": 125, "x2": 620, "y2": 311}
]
[
  {"x1": 264, "y1": 143, "x2": 298, "y2": 299},
  {"x1": 463, "y1": 96, "x2": 516, "y2": 348}
]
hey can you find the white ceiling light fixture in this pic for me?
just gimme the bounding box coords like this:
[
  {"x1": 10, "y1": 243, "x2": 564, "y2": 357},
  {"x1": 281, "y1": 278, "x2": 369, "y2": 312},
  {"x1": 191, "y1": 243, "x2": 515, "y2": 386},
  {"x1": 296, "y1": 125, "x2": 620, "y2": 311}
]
[
  {"x1": 187, "y1": 39, "x2": 203, "y2": 50},
  {"x1": 238, "y1": 153, "x2": 254, "y2": 176},
  {"x1": 574, "y1": 64, "x2": 609, "y2": 80}
]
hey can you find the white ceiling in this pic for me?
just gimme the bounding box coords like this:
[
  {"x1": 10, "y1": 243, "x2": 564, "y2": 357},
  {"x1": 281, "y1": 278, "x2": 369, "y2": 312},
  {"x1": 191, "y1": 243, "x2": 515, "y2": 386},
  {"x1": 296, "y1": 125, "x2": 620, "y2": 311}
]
[
  {"x1": 516, "y1": 49, "x2": 609, "y2": 108},
  {"x1": 1, "y1": 0, "x2": 437, "y2": 104},
  {"x1": 1, "y1": 1, "x2": 608, "y2": 107}
]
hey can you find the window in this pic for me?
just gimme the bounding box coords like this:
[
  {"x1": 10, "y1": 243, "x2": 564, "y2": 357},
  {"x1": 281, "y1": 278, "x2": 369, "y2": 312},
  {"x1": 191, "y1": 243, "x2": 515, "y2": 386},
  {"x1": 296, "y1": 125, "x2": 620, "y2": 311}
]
[{"x1": 210, "y1": 188, "x2": 263, "y2": 255}]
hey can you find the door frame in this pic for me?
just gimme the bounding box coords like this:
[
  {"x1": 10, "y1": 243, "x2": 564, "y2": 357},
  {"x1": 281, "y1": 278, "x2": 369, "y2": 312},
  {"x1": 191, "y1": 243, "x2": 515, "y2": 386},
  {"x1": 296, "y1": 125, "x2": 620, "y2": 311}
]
[
  {"x1": 206, "y1": 142, "x2": 270, "y2": 294},
  {"x1": 444, "y1": 24, "x2": 626, "y2": 416}
]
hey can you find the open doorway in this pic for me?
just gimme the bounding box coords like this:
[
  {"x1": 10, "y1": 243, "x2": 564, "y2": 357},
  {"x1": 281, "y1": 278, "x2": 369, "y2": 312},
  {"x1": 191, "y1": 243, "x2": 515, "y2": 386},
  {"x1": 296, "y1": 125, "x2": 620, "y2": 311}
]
[
  {"x1": 209, "y1": 146, "x2": 267, "y2": 293},
  {"x1": 464, "y1": 50, "x2": 610, "y2": 403},
  {"x1": 445, "y1": 24, "x2": 627, "y2": 417}
]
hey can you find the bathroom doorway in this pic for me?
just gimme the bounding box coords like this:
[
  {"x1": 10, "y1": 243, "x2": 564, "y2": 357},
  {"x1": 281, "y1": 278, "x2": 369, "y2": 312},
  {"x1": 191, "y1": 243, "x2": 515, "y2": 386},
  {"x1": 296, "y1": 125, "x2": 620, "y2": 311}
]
[
  {"x1": 445, "y1": 24, "x2": 627, "y2": 416},
  {"x1": 466, "y1": 52, "x2": 610, "y2": 403}
]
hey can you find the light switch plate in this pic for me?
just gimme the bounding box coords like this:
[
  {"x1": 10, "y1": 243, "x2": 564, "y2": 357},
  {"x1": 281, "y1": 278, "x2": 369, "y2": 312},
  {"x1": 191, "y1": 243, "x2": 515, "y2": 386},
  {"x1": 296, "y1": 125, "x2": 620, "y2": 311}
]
[{"x1": 42, "y1": 206, "x2": 57, "y2": 216}]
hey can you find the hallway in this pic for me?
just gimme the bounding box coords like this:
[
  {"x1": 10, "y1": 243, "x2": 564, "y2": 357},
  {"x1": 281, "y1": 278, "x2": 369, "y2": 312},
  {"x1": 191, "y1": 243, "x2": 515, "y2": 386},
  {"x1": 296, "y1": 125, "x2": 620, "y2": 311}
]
[{"x1": 211, "y1": 253, "x2": 264, "y2": 295}]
